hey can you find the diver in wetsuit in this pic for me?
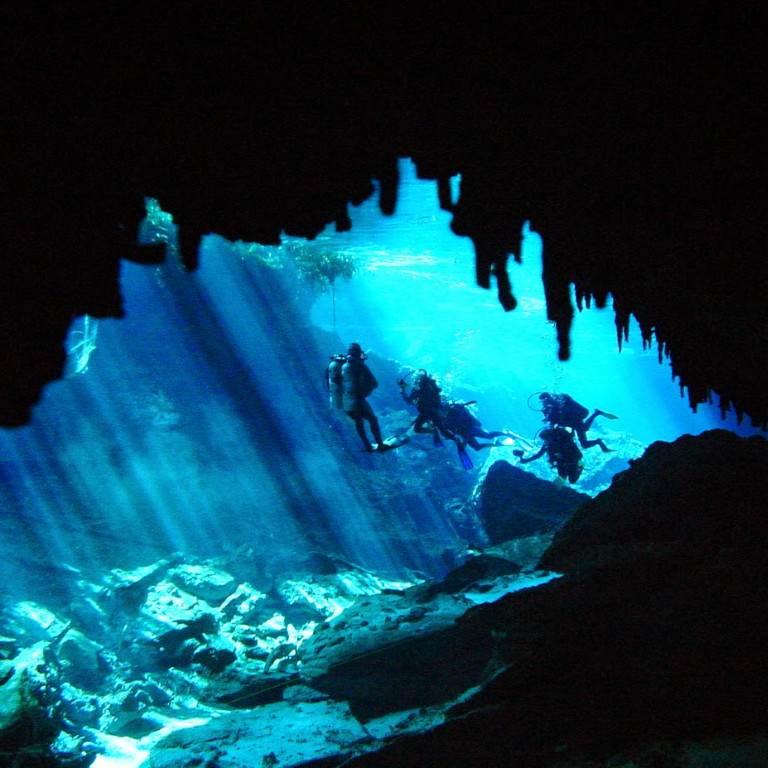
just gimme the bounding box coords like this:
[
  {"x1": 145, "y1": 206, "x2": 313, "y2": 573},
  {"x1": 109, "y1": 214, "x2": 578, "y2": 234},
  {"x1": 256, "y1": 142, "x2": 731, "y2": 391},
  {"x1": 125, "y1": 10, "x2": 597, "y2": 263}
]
[
  {"x1": 513, "y1": 426, "x2": 584, "y2": 487},
  {"x1": 341, "y1": 343, "x2": 384, "y2": 452},
  {"x1": 398, "y1": 369, "x2": 475, "y2": 468},
  {"x1": 398, "y1": 370, "x2": 459, "y2": 444},
  {"x1": 441, "y1": 401, "x2": 512, "y2": 451},
  {"x1": 538, "y1": 392, "x2": 615, "y2": 452}
]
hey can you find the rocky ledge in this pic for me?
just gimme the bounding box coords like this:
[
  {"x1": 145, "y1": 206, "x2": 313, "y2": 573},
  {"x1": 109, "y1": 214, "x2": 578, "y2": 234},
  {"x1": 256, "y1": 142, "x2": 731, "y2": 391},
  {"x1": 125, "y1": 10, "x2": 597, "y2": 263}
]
[{"x1": 2, "y1": 429, "x2": 766, "y2": 767}]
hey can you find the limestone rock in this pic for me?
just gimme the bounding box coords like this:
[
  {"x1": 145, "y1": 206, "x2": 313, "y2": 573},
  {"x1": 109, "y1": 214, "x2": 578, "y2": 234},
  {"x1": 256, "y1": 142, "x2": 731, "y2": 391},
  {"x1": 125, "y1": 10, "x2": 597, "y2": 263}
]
[
  {"x1": 540, "y1": 429, "x2": 768, "y2": 573},
  {"x1": 191, "y1": 635, "x2": 237, "y2": 674},
  {"x1": 333, "y1": 431, "x2": 768, "y2": 766},
  {"x1": 146, "y1": 700, "x2": 370, "y2": 768},
  {"x1": 0, "y1": 642, "x2": 61, "y2": 758},
  {"x1": 167, "y1": 564, "x2": 237, "y2": 604},
  {"x1": 473, "y1": 459, "x2": 589, "y2": 545},
  {"x1": 56, "y1": 629, "x2": 107, "y2": 691}
]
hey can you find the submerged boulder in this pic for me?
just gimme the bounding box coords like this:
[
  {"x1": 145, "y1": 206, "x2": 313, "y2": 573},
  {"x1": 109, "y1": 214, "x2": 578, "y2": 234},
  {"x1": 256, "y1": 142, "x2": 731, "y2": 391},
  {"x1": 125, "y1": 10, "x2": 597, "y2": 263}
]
[
  {"x1": 0, "y1": 643, "x2": 61, "y2": 762},
  {"x1": 167, "y1": 564, "x2": 237, "y2": 604},
  {"x1": 147, "y1": 700, "x2": 371, "y2": 768},
  {"x1": 540, "y1": 429, "x2": 768, "y2": 572},
  {"x1": 330, "y1": 430, "x2": 768, "y2": 766},
  {"x1": 55, "y1": 629, "x2": 107, "y2": 691},
  {"x1": 297, "y1": 552, "x2": 544, "y2": 721},
  {"x1": 472, "y1": 459, "x2": 589, "y2": 545}
]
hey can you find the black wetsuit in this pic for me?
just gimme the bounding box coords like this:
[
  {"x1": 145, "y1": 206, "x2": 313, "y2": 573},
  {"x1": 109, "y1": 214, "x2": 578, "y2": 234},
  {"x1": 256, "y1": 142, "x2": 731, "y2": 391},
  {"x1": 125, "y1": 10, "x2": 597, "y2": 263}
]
[
  {"x1": 441, "y1": 402, "x2": 507, "y2": 451},
  {"x1": 519, "y1": 426, "x2": 584, "y2": 484},
  {"x1": 540, "y1": 393, "x2": 611, "y2": 452},
  {"x1": 341, "y1": 355, "x2": 383, "y2": 451},
  {"x1": 401, "y1": 375, "x2": 457, "y2": 443}
]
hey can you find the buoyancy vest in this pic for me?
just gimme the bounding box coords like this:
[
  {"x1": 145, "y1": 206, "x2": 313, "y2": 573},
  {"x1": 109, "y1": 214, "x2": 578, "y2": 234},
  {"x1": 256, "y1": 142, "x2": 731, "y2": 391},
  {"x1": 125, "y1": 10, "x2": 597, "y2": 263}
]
[
  {"x1": 442, "y1": 402, "x2": 481, "y2": 436},
  {"x1": 543, "y1": 394, "x2": 589, "y2": 427},
  {"x1": 411, "y1": 373, "x2": 441, "y2": 412},
  {"x1": 341, "y1": 357, "x2": 378, "y2": 411}
]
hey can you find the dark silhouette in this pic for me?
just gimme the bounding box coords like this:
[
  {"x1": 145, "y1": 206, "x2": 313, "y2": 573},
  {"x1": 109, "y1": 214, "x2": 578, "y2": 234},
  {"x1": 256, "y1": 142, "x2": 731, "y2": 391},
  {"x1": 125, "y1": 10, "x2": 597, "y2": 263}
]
[
  {"x1": 514, "y1": 427, "x2": 584, "y2": 487},
  {"x1": 441, "y1": 401, "x2": 512, "y2": 451},
  {"x1": 538, "y1": 392, "x2": 615, "y2": 452},
  {"x1": 399, "y1": 370, "x2": 472, "y2": 467},
  {"x1": 336, "y1": 343, "x2": 384, "y2": 452},
  {"x1": 398, "y1": 370, "x2": 460, "y2": 446}
]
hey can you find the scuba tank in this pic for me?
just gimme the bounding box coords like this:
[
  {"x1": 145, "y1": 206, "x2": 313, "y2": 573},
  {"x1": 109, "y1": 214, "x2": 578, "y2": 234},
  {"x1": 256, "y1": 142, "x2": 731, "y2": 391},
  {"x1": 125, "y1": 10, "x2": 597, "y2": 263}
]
[{"x1": 327, "y1": 354, "x2": 346, "y2": 410}]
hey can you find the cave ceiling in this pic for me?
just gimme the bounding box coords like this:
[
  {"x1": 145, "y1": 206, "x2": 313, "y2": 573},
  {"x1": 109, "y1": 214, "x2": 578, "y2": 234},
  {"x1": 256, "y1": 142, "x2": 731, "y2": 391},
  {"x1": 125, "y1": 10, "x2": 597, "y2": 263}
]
[{"x1": 2, "y1": 5, "x2": 766, "y2": 428}]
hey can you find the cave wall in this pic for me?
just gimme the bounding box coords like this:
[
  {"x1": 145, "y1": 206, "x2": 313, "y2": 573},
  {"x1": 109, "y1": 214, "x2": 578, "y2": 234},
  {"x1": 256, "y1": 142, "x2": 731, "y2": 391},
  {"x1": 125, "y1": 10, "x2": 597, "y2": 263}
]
[{"x1": 2, "y1": 5, "x2": 766, "y2": 427}]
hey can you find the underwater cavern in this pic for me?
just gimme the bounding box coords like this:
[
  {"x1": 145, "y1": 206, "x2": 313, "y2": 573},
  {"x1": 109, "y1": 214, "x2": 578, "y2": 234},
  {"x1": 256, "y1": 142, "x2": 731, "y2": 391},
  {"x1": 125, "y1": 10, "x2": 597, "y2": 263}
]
[{"x1": 2, "y1": 6, "x2": 768, "y2": 768}]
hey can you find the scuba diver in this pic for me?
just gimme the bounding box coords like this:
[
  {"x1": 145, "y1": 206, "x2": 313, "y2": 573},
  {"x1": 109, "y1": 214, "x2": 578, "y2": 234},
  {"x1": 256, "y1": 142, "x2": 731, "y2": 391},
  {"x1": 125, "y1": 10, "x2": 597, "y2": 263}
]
[
  {"x1": 398, "y1": 369, "x2": 472, "y2": 468},
  {"x1": 536, "y1": 392, "x2": 617, "y2": 452},
  {"x1": 333, "y1": 342, "x2": 385, "y2": 452},
  {"x1": 398, "y1": 369, "x2": 524, "y2": 470},
  {"x1": 398, "y1": 370, "x2": 459, "y2": 445},
  {"x1": 440, "y1": 401, "x2": 516, "y2": 452},
  {"x1": 513, "y1": 426, "x2": 584, "y2": 488}
]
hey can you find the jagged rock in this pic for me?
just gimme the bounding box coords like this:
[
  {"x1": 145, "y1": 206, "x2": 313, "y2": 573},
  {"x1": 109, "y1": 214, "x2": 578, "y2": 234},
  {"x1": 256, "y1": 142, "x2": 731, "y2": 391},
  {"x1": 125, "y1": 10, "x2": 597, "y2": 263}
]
[
  {"x1": 480, "y1": 533, "x2": 556, "y2": 572},
  {"x1": 56, "y1": 629, "x2": 107, "y2": 691},
  {"x1": 218, "y1": 583, "x2": 267, "y2": 623},
  {"x1": 1, "y1": 601, "x2": 70, "y2": 646},
  {"x1": 49, "y1": 729, "x2": 95, "y2": 768},
  {"x1": 124, "y1": 581, "x2": 219, "y2": 669},
  {"x1": 297, "y1": 558, "x2": 540, "y2": 720},
  {"x1": 107, "y1": 558, "x2": 174, "y2": 614},
  {"x1": 472, "y1": 459, "x2": 589, "y2": 545},
  {"x1": 67, "y1": 595, "x2": 110, "y2": 645},
  {"x1": 282, "y1": 684, "x2": 329, "y2": 703},
  {"x1": 275, "y1": 581, "x2": 328, "y2": 626},
  {"x1": 146, "y1": 700, "x2": 371, "y2": 768},
  {"x1": 98, "y1": 678, "x2": 172, "y2": 738},
  {"x1": 167, "y1": 564, "x2": 237, "y2": 604},
  {"x1": 540, "y1": 429, "x2": 768, "y2": 573},
  {"x1": 424, "y1": 554, "x2": 520, "y2": 599},
  {"x1": 59, "y1": 682, "x2": 102, "y2": 730},
  {"x1": 191, "y1": 635, "x2": 237, "y2": 673},
  {"x1": 214, "y1": 670, "x2": 301, "y2": 709},
  {"x1": 0, "y1": 642, "x2": 61, "y2": 759},
  {"x1": 333, "y1": 431, "x2": 768, "y2": 766}
]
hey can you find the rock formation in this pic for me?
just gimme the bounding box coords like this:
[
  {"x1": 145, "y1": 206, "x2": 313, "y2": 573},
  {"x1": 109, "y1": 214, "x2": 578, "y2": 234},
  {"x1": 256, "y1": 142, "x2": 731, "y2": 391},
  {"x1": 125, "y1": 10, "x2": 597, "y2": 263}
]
[
  {"x1": 3, "y1": 430, "x2": 765, "y2": 766},
  {"x1": 2, "y1": 6, "x2": 767, "y2": 427}
]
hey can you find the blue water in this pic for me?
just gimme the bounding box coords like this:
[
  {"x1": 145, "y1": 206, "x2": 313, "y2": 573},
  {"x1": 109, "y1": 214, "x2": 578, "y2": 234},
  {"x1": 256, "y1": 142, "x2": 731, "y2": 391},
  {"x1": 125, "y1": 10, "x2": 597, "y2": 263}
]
[
  {"x1": 0, "y1": 158, "x2": 762, "y2": 597},
  {"x1": 310, "y1": 158, "x2": 762, "y2": 446}
]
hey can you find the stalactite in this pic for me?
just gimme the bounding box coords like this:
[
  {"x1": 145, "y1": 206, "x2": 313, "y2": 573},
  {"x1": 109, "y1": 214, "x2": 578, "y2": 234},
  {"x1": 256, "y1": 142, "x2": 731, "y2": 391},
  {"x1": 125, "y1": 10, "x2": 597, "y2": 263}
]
[
  {"x1": 436, "y1": 174, "x2": 455, "y2": 213},
  {"x1": 472, "y1": 239, "x2": 517, "y2": 312},
  {"x1": 540, "y1": 244, "x2": 573, "y2": 362},
  {"x1": 611, "y1": 300, "x2": 630, "y2": 352},
  {"x1": 574, "y1": 286, "x2": 590, "y2": 312},
  {"x1": 376, "y1": 160, "x2": 400, "y2": 217}
]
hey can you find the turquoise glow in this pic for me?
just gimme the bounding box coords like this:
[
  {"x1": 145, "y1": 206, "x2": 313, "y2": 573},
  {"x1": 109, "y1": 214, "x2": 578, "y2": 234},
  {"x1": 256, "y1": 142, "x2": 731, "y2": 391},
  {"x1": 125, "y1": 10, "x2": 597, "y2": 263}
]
[
  {"x1": 311, "y1": 158, "x2": 760, "y2": 446},
  {"x1": 0, "y1": 158, "x2": 762, "y2": 597}
]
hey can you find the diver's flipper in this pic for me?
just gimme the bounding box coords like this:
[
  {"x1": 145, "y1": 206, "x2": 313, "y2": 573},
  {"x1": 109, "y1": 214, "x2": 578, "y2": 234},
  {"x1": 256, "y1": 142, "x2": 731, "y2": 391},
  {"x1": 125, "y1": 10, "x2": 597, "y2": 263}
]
[
  {"x1": 504, "y1": 430, "x2": 535, "y2": 449},
  {"x1": 376, "y1": 434, "x2": 411, "y2": 453},
  {"x1": 432, "y1": 429, "x2": 444, "y2": 446},
  {"x1": 600, "y1": 411, "x2": 619, "y2": 420},
  {"x1": 457, "y1": 444, "x2": 474, "y2": 470}
]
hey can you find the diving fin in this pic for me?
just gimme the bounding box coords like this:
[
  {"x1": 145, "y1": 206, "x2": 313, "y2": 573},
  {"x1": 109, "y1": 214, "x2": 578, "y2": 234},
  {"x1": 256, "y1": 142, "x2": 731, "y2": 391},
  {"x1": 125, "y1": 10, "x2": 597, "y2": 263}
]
[
  {"x1": 600, "y1": 411, "x2": 619, "y2": 420},
  {"x1": 457, "y1": 444, "x2": 474, "y2": 470},
  {"x1": 504, "y1": 430, "x2": 535, "y2": 449},
  {"x1": 432, "y1": 429, "x2": 444, "y2": 446},
  {"x1": 376, "y1": 433, "x2": 411, "y2": 452}
]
